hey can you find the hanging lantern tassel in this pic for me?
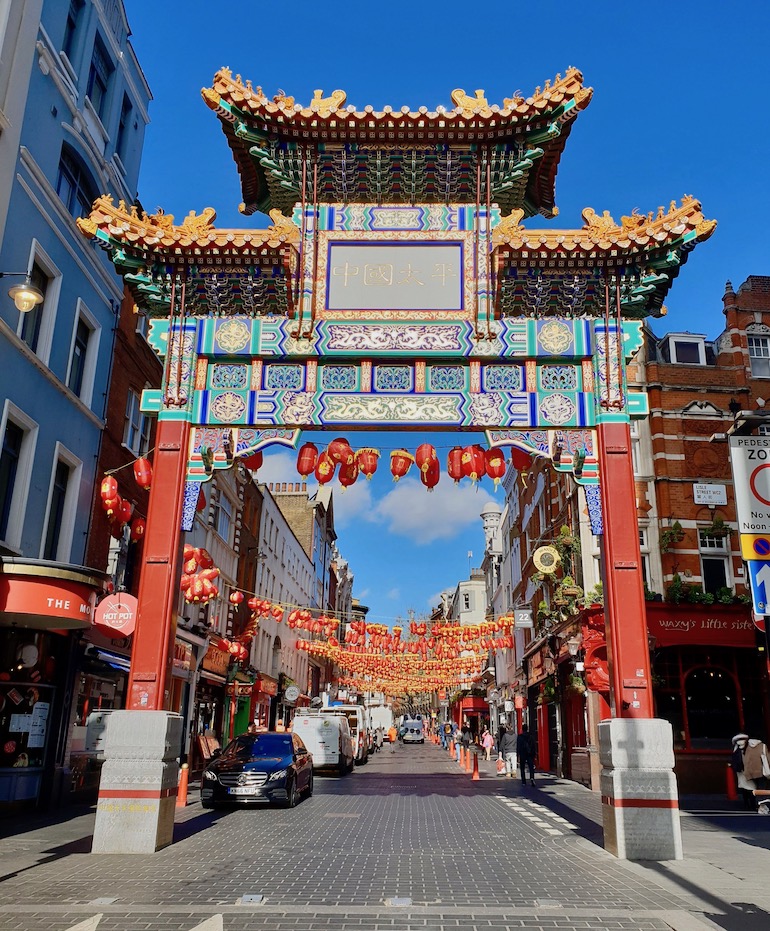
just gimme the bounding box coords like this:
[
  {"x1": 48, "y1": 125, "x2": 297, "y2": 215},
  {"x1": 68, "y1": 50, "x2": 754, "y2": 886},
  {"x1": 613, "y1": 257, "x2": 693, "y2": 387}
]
[
  {"x1": 355, "y1": 447, "x2": 380, "y2": 480},
  {"x1": 389, "y1": 449, "x2": 414, "y2": 482},
  {"x1": 415, "y1": 443, "x2": 440, "y2": 492}
]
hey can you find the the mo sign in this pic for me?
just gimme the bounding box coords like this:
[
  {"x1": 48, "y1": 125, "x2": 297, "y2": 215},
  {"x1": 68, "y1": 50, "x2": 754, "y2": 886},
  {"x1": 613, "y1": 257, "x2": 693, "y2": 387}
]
[{"x1": 729, "y1": 436, "x2": 770, "y2": 533}]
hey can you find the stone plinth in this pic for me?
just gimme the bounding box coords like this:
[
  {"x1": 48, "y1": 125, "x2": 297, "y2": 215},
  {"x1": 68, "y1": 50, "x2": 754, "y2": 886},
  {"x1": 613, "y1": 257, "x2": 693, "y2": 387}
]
[
  {"x1": 91, "y1": 711, "x2": 182, "y2": 854},
  {"x1": 599, "y1": 717, "x2": 682, "y2": 861}
]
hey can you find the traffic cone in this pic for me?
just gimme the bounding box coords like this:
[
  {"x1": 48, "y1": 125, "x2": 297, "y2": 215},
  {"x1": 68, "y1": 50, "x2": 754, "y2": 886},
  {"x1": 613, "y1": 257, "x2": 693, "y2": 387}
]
[
  {"x1": 472, "y1": 751, "x2": 480, "y2": 781},
  {"x1": 449, "y1": 740, "x2": 455, "y2": 757},
  {"x1": 176, "y1": 762, "x2": 189, "y2": 808},
  {"x1": 465, "y1": 748, "x2": 473, "y2": 773},
  {"x1": 460, "y1": 746, "x2": 466, "y2": 767}
]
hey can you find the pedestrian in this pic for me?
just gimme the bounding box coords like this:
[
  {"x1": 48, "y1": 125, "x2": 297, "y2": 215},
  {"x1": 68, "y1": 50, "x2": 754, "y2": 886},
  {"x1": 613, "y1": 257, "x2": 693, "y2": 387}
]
[
  {"x1": 498, "y1": 725, "x2": 517, "y2": 777},
  {"x1": 731, "y1": 733, "x2": 770, "y2": 810},
  {"x1": 388, "y1": 724, "x2": 398, "y2": 752},
  {"x1": 274, "y1": 719, "x2": 286, "y2": 732},
  {"x1": 461, "y1": 722, "x2": 472, "y2": 752},
  {"x1": 375, "y1": 726, "x2": 384, "y2": 751},
  {"x1": 453, "y1": 722, "x2": 463, "y2": 762},
  {"x1": 481, "y1": 727, "x2": 494, "y2": 761},
  {"x1": 517, "y1": 723, "x2": 536, "y2": 785}
]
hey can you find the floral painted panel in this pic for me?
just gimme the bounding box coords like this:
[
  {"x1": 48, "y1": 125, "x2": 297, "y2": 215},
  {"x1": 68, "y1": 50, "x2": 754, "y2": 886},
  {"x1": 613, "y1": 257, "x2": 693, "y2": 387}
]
[
  {"x1": 540, "y1": 365, "x2": 578, "y2": 391},
  {"x1": 430, "y1": 366, "x2": 465, "y2": 391},
  {"x1": 320, "y1": 365, "x2": 358, "y2": 391},
  {"x1": 374, "y1": 366, "x2": 412, "y2": 392},
  {"x1": 211, "y1": 363, "x2": 249, "y2": 389},
  {"x1": 484, "y1": 365, "x2": 522, "y2": 391},
  {"x1": 265, "y1": 364, "x2": 304, "y2": 390}
]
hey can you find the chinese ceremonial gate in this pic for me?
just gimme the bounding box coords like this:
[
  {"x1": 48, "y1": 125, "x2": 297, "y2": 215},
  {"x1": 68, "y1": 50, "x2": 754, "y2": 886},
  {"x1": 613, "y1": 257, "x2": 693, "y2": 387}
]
[{"x1": 80, "y1": 69, "x2": 715, "y2": 858}]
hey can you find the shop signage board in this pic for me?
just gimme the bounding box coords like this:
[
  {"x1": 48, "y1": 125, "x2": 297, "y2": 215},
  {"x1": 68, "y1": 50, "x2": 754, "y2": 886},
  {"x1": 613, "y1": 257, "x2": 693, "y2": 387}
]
[
  {"x1": 646, "y1": 603, "x2": 755, "y2": 648},
  {"x1": 729, "y1": 436, "x2": 770, "y2": 533},
  {"x1": 93, "y1": 594, "x2": 138, "y2": 637}
]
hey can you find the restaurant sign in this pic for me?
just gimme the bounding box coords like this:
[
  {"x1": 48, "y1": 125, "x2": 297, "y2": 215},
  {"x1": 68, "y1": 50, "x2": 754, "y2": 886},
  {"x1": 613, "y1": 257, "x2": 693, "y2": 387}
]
[{"x1": 646, "y1": 603, "x2": 754, "y2": 648}]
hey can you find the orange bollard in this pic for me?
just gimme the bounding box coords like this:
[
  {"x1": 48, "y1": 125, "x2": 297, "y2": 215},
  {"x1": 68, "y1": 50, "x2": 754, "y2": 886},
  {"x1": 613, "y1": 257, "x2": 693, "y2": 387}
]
[
  {"x1": 449, "y1": 740, "x2": 455, "y2": 757},
  {"x1": 726, "y1": 763, "x2": 738, "y2": 801},
  {"x1": 459, "y1": 746, "x2": 466, "y2": 767},
  {"x1": 465, "y1": 747, "x2": 473, "y2": 773},
  {"x1": 176, "y1": 762, "x2": 189, "y2": 808},
  {"x1": 472, "y1": 750, "x2": 480, "y2": 781}
]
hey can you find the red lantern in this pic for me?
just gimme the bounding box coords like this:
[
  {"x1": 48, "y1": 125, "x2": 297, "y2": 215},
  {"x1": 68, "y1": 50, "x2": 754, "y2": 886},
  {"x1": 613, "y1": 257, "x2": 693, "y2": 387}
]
[
  {"x1": 100, "y1": 475, "x2": 118, "y2": 501},
  {"x1": 129, "y1": 517, "x2": 146, "y2": 542},
  {"x1": 356, "y1": 447, "x2": 380, "y2": 480},
  {"x1": 315, "y1": 451, "x2": 335, "y2": 484},
  {"x1": 447, "y1": 446, "x2": 464, "y2": 483},
  {"x1": 510, "y1": 446, "x2": 533, "y2": 472},
  {"x1": 338, "y1": 459, "x2": 360, "y2": 489},
  {"x1": 229, "y1": 591, "x2": 245, "y2": 605},
  {"x1": 327, "y1": 437, "x2": 354, "y2": 466},
  {"x1": 416, "y1": 443, "x2": 440, "y2": 491},
  {"x1": 389, "y1": 449, "x2": 414, "y2": 482},
  {"x1": 117, "y1": 499, "x2": 133, "y2": 524},
  {"x1": 296, "y1": 442, "x2": 318, "y2": 478},
  {"x1": 132, "y1": 458, "x2": 153, "y2": 489},
  {"x1": 109, "y1": 520, "x2": 125, "y2": 540},
  {"x1": 241, "y1": 450, "x2": 263, "y2": 471},
  {"x1": 461, "y1": 444, "x2": 486, "y2": 483},
  {"x1": 485, "y1": 448, "x2": 506, "y2": 488},
  {"x1": 105, "y1": 495, "x2": 122, "y2": 518}
]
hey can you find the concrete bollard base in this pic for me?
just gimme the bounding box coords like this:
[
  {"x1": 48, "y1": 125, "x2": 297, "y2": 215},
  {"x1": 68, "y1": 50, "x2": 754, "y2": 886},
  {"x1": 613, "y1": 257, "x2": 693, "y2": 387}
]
[
  {"x1": 91, "y1": 710, "x2": 183, "y2": 854},
  {"x1": 599, "y1": 718, "x2": 682, "y2": 861}
]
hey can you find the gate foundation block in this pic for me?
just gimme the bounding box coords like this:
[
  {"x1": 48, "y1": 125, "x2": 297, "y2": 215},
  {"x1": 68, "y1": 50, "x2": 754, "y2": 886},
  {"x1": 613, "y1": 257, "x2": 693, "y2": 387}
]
[
  {"x1": 92, "y1": 711, "x2": 183, "y2": 854},
  {"x1": 599, "y1": 718, "x2": 682, "y2": 861}
]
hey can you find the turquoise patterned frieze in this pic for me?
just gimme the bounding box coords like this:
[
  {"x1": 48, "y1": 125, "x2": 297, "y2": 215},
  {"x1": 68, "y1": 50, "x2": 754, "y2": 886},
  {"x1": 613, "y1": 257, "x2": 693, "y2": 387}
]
[
  {"x1": 265, "y1": 364, "x2": 304, "y2": 390},
  {"x1": 540, "y1": 365, "x2": 578, "y2": 391},
  {"x1": 429, "y1": 366, "x2": 466, "y2": 392},
  {"x1": 293, "y1": 204, "x2": 502, "y2": 233},
  {"x1": 211, "y1": 363, "x2": 249, "y2": 389},
  {"x1": 483, "y1": 365, "x2": 522, "y2": 392},
  {"x1": 374, "y1": 365, "x2": 412, "y2": 392},
  {"x1": 320, "y1": 365, "x2": 358, "y2": 391}
]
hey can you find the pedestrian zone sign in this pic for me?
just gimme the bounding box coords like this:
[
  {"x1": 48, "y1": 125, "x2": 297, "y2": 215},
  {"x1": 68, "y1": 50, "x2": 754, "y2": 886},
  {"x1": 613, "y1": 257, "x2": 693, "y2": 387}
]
[
  {"x1": 729, "y1": 436, "x2": 770, "y2": 534},
  {"x1": 747, "y1": 560, "x2": 770, "y2": 616}
]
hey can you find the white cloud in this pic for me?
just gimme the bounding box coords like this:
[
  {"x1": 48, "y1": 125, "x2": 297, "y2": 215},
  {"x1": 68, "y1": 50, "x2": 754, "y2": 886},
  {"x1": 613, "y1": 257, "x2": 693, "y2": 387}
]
[
  {"x1": 328, "y1": 478, "x2": 376, "y2": 527},
  {"x1": 371, "y1": 476, "x2": 498, "y2": 544},
  {"x1": 255, "y1": 449, "x2": 307, "y2": 489},
  {"x1": 387, "y1": 587, "x2": 401, "y2": 600}
]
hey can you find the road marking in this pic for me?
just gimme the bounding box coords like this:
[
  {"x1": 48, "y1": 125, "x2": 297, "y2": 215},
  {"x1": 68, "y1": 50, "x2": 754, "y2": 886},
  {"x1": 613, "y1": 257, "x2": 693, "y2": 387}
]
[
  {"x1": 189, "y1": 917, "x2": 224, "y2": 931},
  {"x1": 64, "y1": 918, "x2": 102, "y2": 931}
]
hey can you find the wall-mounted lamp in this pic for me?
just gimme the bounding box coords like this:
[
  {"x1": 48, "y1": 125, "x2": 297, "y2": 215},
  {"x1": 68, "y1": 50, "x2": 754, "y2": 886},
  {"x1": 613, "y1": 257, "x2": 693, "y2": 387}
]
[
  {"x1": 566, "y1": 634, "x2": 583, "y2": 656},
  {"x1": 1, "y1": 272, "x2": 45, "y2": 313}
]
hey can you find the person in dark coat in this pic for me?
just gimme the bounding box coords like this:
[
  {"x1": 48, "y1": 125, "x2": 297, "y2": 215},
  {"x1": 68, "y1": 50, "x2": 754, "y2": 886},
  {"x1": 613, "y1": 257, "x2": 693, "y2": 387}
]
[
  {"x1": 517, "y1": 723, "x2": 535, "y2": 785},
  {"x1": 499, "y1": 725, "x2": 517, "y2": 777}
]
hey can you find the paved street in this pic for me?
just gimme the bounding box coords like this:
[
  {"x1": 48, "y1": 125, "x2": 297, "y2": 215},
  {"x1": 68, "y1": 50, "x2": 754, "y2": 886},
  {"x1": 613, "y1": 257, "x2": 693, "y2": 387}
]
[{"x1": 1, "y1": 741, "x2": 769, "y2": 931}]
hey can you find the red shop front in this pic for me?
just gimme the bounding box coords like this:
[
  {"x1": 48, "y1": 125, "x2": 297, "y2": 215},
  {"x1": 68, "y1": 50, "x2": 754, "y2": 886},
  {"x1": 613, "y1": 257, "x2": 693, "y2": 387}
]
[{"x1": 646, "y1": 602, "x2": 767, "y2": 793}]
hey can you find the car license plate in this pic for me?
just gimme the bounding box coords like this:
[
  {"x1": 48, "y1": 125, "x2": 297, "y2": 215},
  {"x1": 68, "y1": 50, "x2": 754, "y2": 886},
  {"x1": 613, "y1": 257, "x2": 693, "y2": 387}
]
[{"x1": 228, "y1": 786, "x2": 262, "y2": 795}]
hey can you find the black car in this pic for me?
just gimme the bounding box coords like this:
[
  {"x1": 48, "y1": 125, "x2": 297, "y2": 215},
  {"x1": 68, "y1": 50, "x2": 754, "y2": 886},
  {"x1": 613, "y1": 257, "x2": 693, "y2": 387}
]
[{"x1": 201, "y1": 731, "x2": 313, "y2": 808}]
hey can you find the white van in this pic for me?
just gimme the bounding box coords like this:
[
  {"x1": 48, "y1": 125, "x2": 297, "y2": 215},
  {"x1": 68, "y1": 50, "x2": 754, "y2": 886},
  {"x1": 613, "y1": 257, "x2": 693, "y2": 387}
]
[
  {"x1": 401, "y1": 717, "x2": 425, "y2": 744},
  {"x1": 292, "y1": 712, "x2": 354, "y2": 776},
  {"x1": 323, "y1": 704, "x2": 369, "y2": 765}
]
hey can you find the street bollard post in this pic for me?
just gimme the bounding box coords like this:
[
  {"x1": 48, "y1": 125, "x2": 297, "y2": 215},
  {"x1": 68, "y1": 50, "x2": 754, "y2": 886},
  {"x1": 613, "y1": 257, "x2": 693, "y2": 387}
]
[{"x1": 176, "y1": 762, "x2": 189, "y2": 808}]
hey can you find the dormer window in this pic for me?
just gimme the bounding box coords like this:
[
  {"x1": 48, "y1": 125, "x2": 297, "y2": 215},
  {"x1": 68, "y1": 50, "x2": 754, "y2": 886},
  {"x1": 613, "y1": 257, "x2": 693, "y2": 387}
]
[{"x1": 667, "y1": 334, "x2": 706, "y2": 365}]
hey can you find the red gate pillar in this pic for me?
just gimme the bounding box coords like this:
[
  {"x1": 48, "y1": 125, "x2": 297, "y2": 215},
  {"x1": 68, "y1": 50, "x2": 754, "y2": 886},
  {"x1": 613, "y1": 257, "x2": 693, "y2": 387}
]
[
  {"x1": 127, "y1": 418, "x2": 190, "y2": 711},
  {"x1": 596, "y1": 420, "x2": 681, "y2": 860},
  {"x1": 596, "y1": 421, "x2": 653, "y2": 718},
  {"x1": 92, "y1": 417, "x2": 189, "y2": 854}
]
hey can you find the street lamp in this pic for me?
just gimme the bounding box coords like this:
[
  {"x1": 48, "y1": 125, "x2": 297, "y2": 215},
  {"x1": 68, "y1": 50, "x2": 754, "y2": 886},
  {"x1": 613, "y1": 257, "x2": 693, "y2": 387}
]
[{"x1": 1, "y1": 272, "x2": 45, "y2": 313}]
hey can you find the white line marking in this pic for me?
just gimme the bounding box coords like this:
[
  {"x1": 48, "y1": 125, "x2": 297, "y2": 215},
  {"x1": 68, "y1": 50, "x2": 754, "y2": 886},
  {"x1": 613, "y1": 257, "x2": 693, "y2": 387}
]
[
  {"x1": 189, "y1": 917, "x2": 224, "y2": 931},
  {"x1": 64, "y1": 918, "x2": 102, "y2": 931}
]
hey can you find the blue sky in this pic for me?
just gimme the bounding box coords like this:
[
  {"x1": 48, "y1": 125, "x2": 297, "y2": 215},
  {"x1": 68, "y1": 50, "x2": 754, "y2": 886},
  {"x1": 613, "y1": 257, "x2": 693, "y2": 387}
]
[{"x1": 123, "y1": 1, "x2": 769, "y2": 623}]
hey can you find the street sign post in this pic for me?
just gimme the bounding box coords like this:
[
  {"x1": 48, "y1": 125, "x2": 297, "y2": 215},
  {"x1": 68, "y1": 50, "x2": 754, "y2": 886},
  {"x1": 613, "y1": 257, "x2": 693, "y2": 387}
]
[
  {"x1": 746, "y1": 560, "x2": 770, "y2": 615},
  {"x1": 729, "y1": 436, "x2": 770, "y2": 534}
]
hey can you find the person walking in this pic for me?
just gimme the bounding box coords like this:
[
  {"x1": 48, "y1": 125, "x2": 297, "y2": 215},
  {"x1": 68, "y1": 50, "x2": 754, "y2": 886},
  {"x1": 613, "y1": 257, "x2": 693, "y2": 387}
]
[
  {"x1": 517, "y1": 723, "x2": 536, "y2": 785},
  {"x1": 481, "y1": 727, "x2": 494, "y2": 761},
  {"x1": 499, "y1": 725, "x2": 517, "y2": 777},
  {"x1": 731, "y1": 732, "x2": 770, "y2": 810},
  {"x1": 453, "y1": 722, "x2": 463, "y2": 762},
  {"x1": 387, "y1": 724, "x2": 398, "y2": 752}
]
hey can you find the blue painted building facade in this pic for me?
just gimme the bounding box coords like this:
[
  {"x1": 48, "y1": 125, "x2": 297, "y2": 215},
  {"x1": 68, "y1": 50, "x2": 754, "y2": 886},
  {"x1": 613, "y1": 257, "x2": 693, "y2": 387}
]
[{"x1": 0, "y1": 0, "x2": 150, "y2": 808}]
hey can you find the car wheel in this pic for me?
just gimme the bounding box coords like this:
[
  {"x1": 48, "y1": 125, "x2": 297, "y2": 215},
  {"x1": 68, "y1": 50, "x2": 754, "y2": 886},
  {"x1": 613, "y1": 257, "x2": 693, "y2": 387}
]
[
  {"x1": 305, "y1": 773, "x2": 314, "y2": 797},
  {"x1": 201, "y1": 799, "x2": 217, "y2": 809},
  {"x1": 284, "y1": 778, "x2": 297, "y2": 808},
  {"x1": 338, "y1": 760, "x2": 347, "y2": 778}
]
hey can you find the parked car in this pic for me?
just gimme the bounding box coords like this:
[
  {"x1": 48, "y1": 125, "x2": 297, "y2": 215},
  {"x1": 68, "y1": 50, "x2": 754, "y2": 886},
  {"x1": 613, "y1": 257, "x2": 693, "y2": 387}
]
[
  {"x1": 292, "y1": 712, "x2": 354, "y2": 776},
  {"x1": 201, "y1": 731, "x2": 313, "y2": 808}
]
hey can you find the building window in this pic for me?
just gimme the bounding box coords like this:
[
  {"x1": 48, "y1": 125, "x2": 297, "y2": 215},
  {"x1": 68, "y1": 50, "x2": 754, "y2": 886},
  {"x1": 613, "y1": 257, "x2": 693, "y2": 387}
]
[
  {"x1": 699, "y1": 531, "x2": 729, "y2": 595},
  {"x1": 62, "y1": 0, "x2": 84, "y2": 61},
  {"x1": 0, "y1": 421, "x2": 23, "y2": 541},
  {"x1": 56, "y1": 146, "x2": 97, "y2": 220},
  {"x1": 123, "y1": 389, "x2": 151, "y2": 455},
  {"x1": 43, "y1": 459, "x2": 71, "y2": 560},
  {"x1": 67, "y1": 318, "x2": 88, "y2": 395},
  {"x1": 19, "y1": 263, "x2": 49, "y2": 353},
  {"x1": 86, "y1": 37, "x2": 113, "y2": 120},
  {"x1": 463, "y1": 593, "x2": 470, "y2": 610},
  {"x1": 213, "y1": 493, "x2": 232, "y2": 543},
  {"x1": 65, "y1": 302, "x2": 99, "y2": 404},
  {"x1": 638, "y1": 527, "x2": 651, "y2": 587},
  {"x1": 748, "y1": 335, "x2": 770, "y2": 378},
  {"x1": 667, "y1": 335, "x2": 706, "y2": 365},
  {"x1": 115, "y1": 95, "x2": 132, "y2": 163}
]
